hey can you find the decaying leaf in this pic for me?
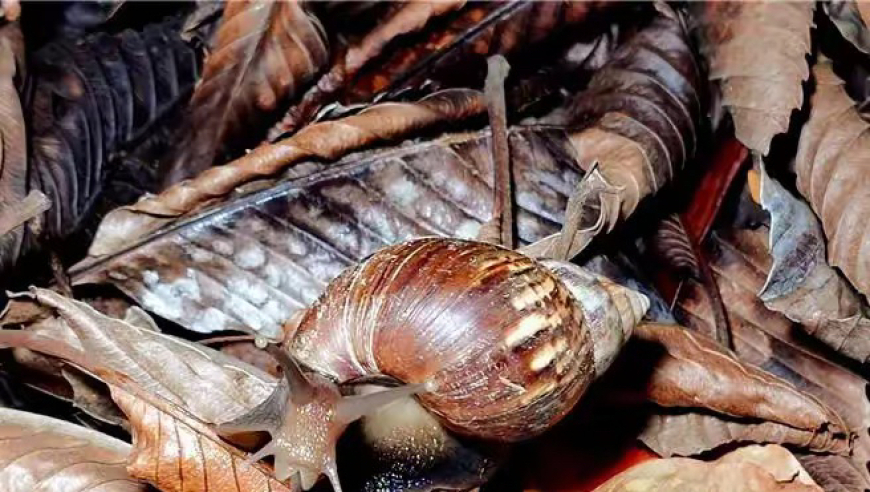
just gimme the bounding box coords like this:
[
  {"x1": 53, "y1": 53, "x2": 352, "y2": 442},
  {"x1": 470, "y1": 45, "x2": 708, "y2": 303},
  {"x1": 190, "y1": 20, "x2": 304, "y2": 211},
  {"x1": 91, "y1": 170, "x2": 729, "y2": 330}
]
[
  {"x1": 649, "y1": 214, "x2": 700, "y2": 277},
  {"x1": 674, "y1": 227, "x2": 870, "y2": 486},
  {"x1": 594, "y1": 444, "x2": 820, "y2": 492},
  {"x1": 797, "y1": 454, "x2": 870, "y2": 492},
  {"x1": 615, "y1": 323, "x2": 851, "y2": 456},
  {"x1": 691, "y1": 1, "x2": 814, "y2": 155},
  {"x1": 0, "y1": 407, "x2": 146, "y2": 491},
  {"x1": 163, "y1": 1, "x2": 329, "y2": 184},
  {"x1": 794, "y1": 57, "x2": 870, "y2": 300},
  {"x1": 523, "y1": 3, "x2": 702, "y2": 259},
  {"x1": 76, "y1": 125, "x2": 581, "y2": 337},
  {"x1": 7, "y1": 18, "x2": 200, "y2": 273},
  {"x1": 757, "y1": 163, "x2": 870, "y2": 363}
]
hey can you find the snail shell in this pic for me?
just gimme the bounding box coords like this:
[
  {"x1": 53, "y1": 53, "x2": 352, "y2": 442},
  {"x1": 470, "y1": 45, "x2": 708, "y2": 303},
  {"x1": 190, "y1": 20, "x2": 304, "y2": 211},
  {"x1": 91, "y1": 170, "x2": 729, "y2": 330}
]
[{"x1": 286, "y1": 238, "x2": 649, "y2": 441}]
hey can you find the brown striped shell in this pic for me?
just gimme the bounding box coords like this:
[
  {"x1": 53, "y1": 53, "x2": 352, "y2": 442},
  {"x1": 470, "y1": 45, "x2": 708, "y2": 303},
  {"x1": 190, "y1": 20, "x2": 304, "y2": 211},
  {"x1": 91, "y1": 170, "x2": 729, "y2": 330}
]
[{"x1": 285, "y1": 238, "x2": 648, "y2": 441}]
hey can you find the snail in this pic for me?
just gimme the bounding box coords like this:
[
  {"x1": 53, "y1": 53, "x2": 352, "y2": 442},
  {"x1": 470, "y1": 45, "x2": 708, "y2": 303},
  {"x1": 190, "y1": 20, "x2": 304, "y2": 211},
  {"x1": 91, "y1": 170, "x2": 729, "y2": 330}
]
[{"x1": 219, "y1": 238, "x2": 649, "y2": 491}]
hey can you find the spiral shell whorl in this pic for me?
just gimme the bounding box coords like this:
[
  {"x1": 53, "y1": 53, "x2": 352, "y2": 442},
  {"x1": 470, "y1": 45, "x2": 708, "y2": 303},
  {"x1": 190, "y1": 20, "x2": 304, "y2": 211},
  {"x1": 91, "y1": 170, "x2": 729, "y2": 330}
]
[
  {"x1": 287, "y1": 238, "x2": 595, "y2": 441},
  {"x1": 540, "y1": 260, "x2": 650, "y2": 375}
]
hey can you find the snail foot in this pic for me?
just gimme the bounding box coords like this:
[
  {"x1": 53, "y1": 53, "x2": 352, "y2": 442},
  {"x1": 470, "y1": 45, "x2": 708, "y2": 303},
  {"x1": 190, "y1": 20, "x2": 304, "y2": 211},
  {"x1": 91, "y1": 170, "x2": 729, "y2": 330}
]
[{"x1": 218, "y1": 345, "x2": 427, "y2": 491}]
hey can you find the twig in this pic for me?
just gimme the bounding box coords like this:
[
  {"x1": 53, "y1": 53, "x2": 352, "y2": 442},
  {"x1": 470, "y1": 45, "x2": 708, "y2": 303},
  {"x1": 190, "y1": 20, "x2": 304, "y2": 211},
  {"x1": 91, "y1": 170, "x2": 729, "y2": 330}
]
[{"x1": 478, "y1": 55, "x2": 514, "y2": 248}]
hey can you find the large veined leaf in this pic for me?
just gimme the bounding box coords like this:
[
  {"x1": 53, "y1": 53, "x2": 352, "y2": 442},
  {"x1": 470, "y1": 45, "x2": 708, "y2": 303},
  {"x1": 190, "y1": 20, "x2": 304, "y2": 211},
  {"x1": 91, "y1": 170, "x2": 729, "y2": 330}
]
[
  {"x1": 794, "y1": 57, "x2": 870, "y2": 299},
  {"x1": 691, "y1": 1, "x2": 814, "y2": 155},
  {"x1": 0, "y1": 407, "x2": 146, "y2": 491},
  {"x1": 162, "y1": 1, "x2": 329, "y2": 184},
  {"x1": 0, "y1": 24, "x2": 28, "y2": 273},
  {"x1": 76, "y1": 4, "x2": 702, "y2": 338}
]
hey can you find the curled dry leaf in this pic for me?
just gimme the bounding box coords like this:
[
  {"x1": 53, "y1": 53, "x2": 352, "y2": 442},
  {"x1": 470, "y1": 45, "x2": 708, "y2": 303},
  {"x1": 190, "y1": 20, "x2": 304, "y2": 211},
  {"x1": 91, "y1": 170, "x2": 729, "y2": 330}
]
[
  {"x1": 594, "y1": 444, "x2": 820, "y2": 492},
  {"x1": 649, "y1": 214, "x2": 700, "y2": 277},
  {"x1": 674, "y1": 227, "x2": 870, "y2": 486},
  {"x1": 691, "y1": 1, "x2": 814, "y2": 155},
  {"x1": 616, "y1": 323, "x2": 851, "y2": 456},
  {"x1": 797, "y1": 454, "x2": 870, "y2": 492},
  {"x1": 271, "y1": 0, "x2": 600, "y2": 138},
  {"x1": 0, "y1": 407, "x2": 146, "y2": 491},
  {"x1": 163, "y1": 1, "x2": 329, "y2": 184},
  {"x1": 0, "y1": 287, "x2": 275, "y2": 425},
  {"x1": 0, "y1": 23, "x2": 29, "y2": 272},
  {"x1": 522, "y1": 3, "x2": 702, "y2": 259},
  {"x1": 825, "y1": 1, "x2": 870, "y2": 55},
  {"x1": 795, "y1": 57, "x2": 870, "y2": 299},
  {"x1": 757, "y1": 164, "x2": 870, "y2": 363},
  {"x1": 269, "y1": 0, "x2": 466, "y2": 138}
]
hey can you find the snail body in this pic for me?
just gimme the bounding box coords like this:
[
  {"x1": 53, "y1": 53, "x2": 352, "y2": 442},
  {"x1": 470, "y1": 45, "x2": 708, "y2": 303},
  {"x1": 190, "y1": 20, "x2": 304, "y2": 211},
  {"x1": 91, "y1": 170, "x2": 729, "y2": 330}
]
[{"x1": 221, "y1": 238, "x2": 648, "y2": 491}]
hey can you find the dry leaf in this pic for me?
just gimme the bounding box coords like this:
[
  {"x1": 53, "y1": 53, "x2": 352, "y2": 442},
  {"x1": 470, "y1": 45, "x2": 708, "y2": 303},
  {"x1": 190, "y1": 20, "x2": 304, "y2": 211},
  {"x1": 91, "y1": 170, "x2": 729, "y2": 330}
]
[
  {"x1": 271, "y1": 0, "x2": 600, "y2": 137},
  {"x1": 691, "y1": 1, "x2": 814, "y2": 155},
  {"x1": 594, "y1": 444, "x2": 820, "y2": 492},
  {"x1": 797, "y1": 455, "x2": 870, "y2": 492},
  {"x1": 615, "y1": 323, "x2": 851, "y2": 456},
  {"x1": 757, "y1": 163, "x2": 870, "y2": 363},
  {"x1": 522, "y1": 3, "x2": 702, "y2": 259},
  {"x1": 674, "y1": 227, "x2": 870, "y2": 486},
  {"x1": 0, "y1": 287, "x2": 275, "y2": 424},
  {"x1": 794, "y1": 57, "x2": 870, "y2": 299},
  {"x1": 0, "y1": 407, "x2": 146, "y2": 491},
  {"x1": 649, "y1": 214, "x2": 700, "y2": 277},
  {"x1": 163, "y1": 1, "x2": 329, "y2": 184}
]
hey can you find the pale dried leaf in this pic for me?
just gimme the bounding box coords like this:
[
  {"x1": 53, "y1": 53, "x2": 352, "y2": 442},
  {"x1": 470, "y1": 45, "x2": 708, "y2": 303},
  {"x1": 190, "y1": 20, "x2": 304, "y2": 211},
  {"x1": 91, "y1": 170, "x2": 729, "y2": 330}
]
[
  {"x1": 0, "y1": 24, "x2": 28, "y2": 272},
  {"x1": 0, "y1": 407, "x2": 145, "y2": 491},
  {"x1": 0, "y1": 287, "x2": 275, "y2": 424},
  {"x1": 691, "y1": 1, "x2": 814, "y2": 155},
  {"x1": 758, "y1": 164, "x2": 870, "y2": 362},
  {"x1": 594, "y1": 444, "x2": 820, "y2": 492},
  {"x1": 794, "y1": 57, "x2": 870, "y2": 299},
  {"x1": 111, "y1": 383, "x2": 290, "y2": 492}
]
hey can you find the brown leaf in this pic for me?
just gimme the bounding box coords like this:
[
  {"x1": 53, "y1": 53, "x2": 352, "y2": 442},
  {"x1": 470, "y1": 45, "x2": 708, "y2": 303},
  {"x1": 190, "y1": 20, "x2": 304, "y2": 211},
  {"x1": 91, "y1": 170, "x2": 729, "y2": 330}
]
[
  {"x1": 691, "y1": 1, "x2": 814, "y2": 155},
  {"x1": 757, "y1": 163, "x2": 870, "y2": 362},
  {"x1": 522, "y1": 3, "x2": 703, "y2": 259},
  {"x1": 0, "y1": 407, "x2": 146, "y2": 491},
  {"x1": 110, "y1": 382, "x2": 290, "y2": 492},
  {"x1": 674, "y1": 227, "x2": 870, "y2": 487},
  {"x1": 87, "y1": 88, "x2": 488, "y2": 265},
  {"x1": 163, "y1": 1, "x2": 328, "y2": 184},
  {"x1": 618, "y1": 323, "x2": 851, "y2": 456},
  {"x1": 797, "y1": 455, "x2": 870, "y2": 492},
  {"x1": 593, "y1": 444, "x2": 820, "y2": 492},
  {"x1": 794, "y1": 57, "x2": 870, "y2": 299},
  {"x1": 649, "y1": 214, "x2": 700, "y2": 277}
]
